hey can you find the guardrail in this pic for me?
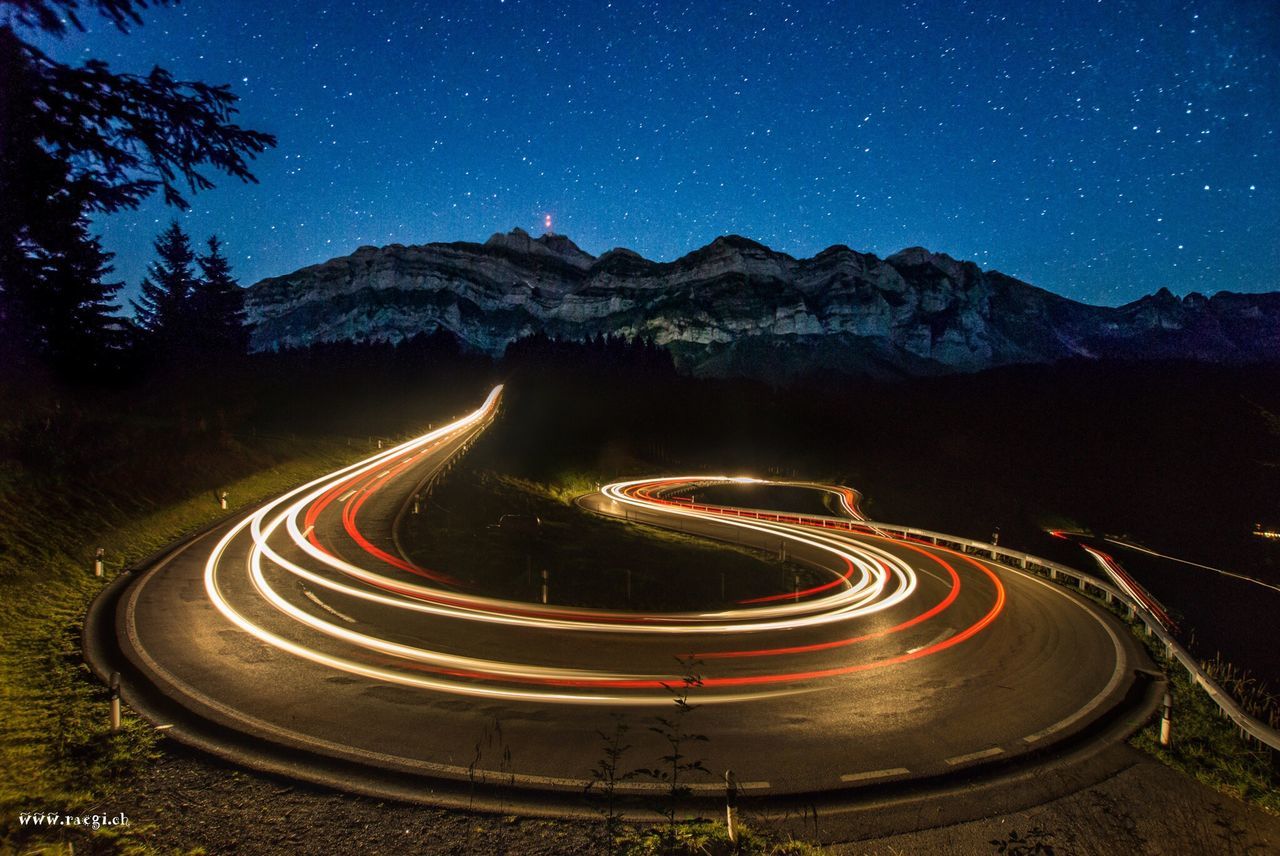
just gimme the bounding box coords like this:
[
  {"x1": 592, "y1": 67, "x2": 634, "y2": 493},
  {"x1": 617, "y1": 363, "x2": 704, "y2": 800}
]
[{"x1": 651, "y1": 493, "x2": 1280, "y2": 754}]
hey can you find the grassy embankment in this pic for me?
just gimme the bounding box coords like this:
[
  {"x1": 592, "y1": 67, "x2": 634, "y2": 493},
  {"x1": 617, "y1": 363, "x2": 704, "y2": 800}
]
[
  {"x1": 398, "y1": 443, "x2": 824, "y2": 613},
  {"x1": 1128, "y1": 638, "x2": 1280, "y2": 813},
  {"x1": 1040, "y1": 579, "x2": 1280, "y2": 812},
  {"x1": 0, "y1": 391, "x2": 437, "y2": 853}
]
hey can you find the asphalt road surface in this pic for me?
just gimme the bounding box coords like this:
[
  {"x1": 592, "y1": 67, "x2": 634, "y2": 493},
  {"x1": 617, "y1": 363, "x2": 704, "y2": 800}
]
[{"x1": 100, "y1": 385, "x2": 1151, "y2": 800}]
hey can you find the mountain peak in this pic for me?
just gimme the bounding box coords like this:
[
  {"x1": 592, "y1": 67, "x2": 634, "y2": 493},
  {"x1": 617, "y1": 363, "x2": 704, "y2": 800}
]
[
  {"x1": 673, "y1": 234, "x2": 789, "y2": 267},
  {"x1": 888, "y1": 245, "x2": 959, "y2": 267},
  {"x1": 708, "y1": 234, "x2": 770, "y2": 251},
  {"x1": 536, "y1": 231, "x2": 594, "y2": 262},
  {"x1": 887, "y1": 246, "x2": 973, "y2": 281},
  {"x1": 484, "y1": 227, "x2": 595, "y2": 269}
]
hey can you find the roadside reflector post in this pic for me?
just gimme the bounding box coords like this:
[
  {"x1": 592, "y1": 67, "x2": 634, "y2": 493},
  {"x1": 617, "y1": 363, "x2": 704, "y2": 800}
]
[
  {"x1": 94, "y1": 547, "x2": 104, "y2": 577},
  {"x1": 218, "y1": 490, "x2": 228, "y2": 510},
  {"x1": 412, "y1": 495, "x2": 420, "y2": 515},
  {"x1": 724, "y1": 769, "x2": 739, "y2": 844},
  {"x1": 1160, "y1": 691, "x2": 1173, "y2": 747},
  {"x1": 109, "y1": 671, "x2": 121, "y2": 733},
  {"x1": 541, "y1": 569, "x2": 549, "y2": 605},
  {"x1": 377, "y1": 439, "x2": 383, "y2": 449}
]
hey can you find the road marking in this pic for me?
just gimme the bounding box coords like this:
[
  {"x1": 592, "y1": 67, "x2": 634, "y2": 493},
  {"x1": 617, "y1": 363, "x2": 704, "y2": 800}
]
[
  {"x1": 337, "y1": 489, "x2": 358, "y2": 502},
  {"x1": 917, "y1": 566, "x2": 950, "y2": 586},
  {"x1": 945, "y1": 747, "x2": 1003, "y2": 765},
  {"x1": 376, "y1": 470, "x2": 391, "y2": 479},
  {"x1": 1015, "y1": 570, "x2": 1129, "y2": 744},
  {"x1": 618, "y1": 781, "x2": 770, "y2": 792},
  {"x1": 302, "y1": 524, "x2": 314, "y2": 538},
  {"x1": 840, "y1": 767, "x2": 909, "y2": 783},
  {"x1": 301, "y1": 588, "x2": 357, "y2": 624},
  {"x1": 155, "y1": 723, "x2": 174, "y2": 731},
  {"x1": 907, "y1": 626, "x2": 954, "y2": 654}
]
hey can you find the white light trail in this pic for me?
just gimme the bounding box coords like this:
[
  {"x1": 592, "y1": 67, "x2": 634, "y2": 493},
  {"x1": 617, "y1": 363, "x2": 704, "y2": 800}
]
[{"x1": 196, "y1": 386, "x2": 940, "y2": 703}]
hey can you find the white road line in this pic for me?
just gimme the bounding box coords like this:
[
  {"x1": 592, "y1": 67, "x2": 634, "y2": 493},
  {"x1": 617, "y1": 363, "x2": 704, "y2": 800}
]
[
  {"x1": 945, "y1": 746, "x2": 1003, "y2": 765},
  {"x1": 302, "y1": 524, "x2": 314, "y2": 538},
  {"x1": 907, "y1": 626, "x2": 954, "y2": 654},
  {"x1": 1014, "y1": 568, "x2": 1129, "y2": 744},
  {"x1": 617, "y1": 781, "x2": 771, "y2": 792},
  {"x1": 301, "y1": 588, "x2": 357, "y2": 624},
  {"x1": 337, "y1": 489, "x2": 358, "y2": 502},
  {"x1": 917, "y1": 566, "x2": 950, "y2": 586},
  {"x1": 840, "y1": 767, "x2": 909, "y2": 782}
]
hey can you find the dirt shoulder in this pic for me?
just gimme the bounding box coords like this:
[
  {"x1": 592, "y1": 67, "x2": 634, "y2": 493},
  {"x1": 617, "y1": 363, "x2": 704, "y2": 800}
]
[
  {"x1": 10, "y1": 740, "x2": 1275, "y2": 855},
  {"x1": 838, "y1": 749, "x2": 1280, "y2": 855}
]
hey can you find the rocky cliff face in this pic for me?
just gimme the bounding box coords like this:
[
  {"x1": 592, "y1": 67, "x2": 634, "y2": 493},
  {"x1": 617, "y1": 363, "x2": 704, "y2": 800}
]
[{"x1": 245, "y1": 229, "x2": 1280, "y2": 380}]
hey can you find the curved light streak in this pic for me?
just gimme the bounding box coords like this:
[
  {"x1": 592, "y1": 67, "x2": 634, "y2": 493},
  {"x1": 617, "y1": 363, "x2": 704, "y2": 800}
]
[{"x1": 197, "y1": 386, "x2": 1006, "y2": 703}]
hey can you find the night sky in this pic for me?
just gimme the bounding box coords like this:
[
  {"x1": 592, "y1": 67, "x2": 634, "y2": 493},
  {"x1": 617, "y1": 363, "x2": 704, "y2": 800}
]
[{"x1": 35, "y1": 0, "x2": 1279, "y2": 306}]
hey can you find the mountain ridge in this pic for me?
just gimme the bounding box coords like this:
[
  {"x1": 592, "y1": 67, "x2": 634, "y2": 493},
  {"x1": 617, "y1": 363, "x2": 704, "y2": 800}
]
[{"x1": 245, "y1": 229, "x2": 1280, "y2": 380}]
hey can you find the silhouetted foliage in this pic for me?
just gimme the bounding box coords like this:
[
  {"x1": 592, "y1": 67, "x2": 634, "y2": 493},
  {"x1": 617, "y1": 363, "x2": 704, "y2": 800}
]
[
  {"x1": 0, "y1": 146, "x2": 128, "y2": 379},
  {"x1": 38, "y1": 217, "x2": 128, "y2": 378},
  {"x1": 246, "y1": 330, "x2": 492, "y2": 436},
  {"x1": 0, "y1": 0, "x2": 274, "y2": 376},
  {"x1": 502, "y1": 332, "x2": 677, "y2": 379},
  {"x1": 194, "y1": 235, "x2": 249, "y2": 357},
  {"x1": 4, "y1": 0, "x2": 167, "y2": 36},
  {"x1": 131, "y1": 221, "x2": 197, "y2": 360}
]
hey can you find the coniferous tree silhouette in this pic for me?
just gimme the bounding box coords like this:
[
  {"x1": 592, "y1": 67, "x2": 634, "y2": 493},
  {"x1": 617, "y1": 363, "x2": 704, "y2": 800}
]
[
  {"x1": 132, "y1": 221, "x2": 197, "y2": 363},
  {"x1": 0, "y1": 137, "x2": 126, "y2": 377},
  {"x1": 40, "y1": 217, "x2": 127, "y2": 378},
  {"x1": 0, "y1": 0, "x2": 274, "y2": 377},
  {"x1": 194, "y1": 235, "x2": 249, "y2": 357}
]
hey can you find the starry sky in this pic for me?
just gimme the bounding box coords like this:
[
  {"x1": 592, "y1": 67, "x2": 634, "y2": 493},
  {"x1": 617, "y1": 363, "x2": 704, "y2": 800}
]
[{"x1": 34, "y1": 0, "x2": 1280, "y2": 306}]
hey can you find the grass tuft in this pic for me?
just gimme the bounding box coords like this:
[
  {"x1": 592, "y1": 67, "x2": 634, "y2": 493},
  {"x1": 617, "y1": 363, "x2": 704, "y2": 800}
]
[{"x1": 0, "y1": 426, "x2": 388, "y2": 852}]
